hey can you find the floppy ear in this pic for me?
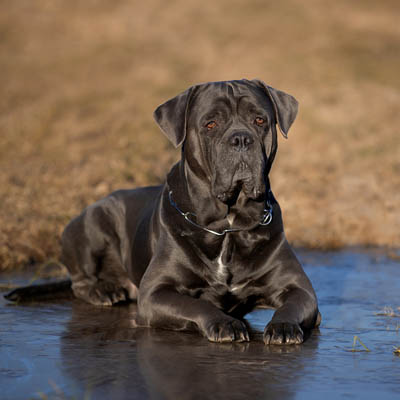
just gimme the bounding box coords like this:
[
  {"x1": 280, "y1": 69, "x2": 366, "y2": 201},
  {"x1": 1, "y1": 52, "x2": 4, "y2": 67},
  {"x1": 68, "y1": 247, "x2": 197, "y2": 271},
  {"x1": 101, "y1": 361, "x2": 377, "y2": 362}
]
[
  {"x1": 252, "y1": 79, "x2": 298, "y2": 138},
  {"x1": 153, "y1": 86, "x2": 196, "y2": 148}
]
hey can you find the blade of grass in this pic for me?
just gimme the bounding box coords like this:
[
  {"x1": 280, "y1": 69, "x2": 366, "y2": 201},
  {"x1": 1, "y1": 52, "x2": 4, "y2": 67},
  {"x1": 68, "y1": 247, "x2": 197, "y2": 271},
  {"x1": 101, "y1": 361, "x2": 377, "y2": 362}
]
[{"x1": 346, "y1": 335, "x2": 371, "y2": 352}]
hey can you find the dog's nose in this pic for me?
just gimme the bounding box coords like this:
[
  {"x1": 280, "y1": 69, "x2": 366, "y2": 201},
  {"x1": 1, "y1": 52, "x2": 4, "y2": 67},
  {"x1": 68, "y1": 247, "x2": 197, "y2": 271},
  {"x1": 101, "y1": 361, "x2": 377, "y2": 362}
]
[{"x1": 229, "y1": 131, "x2": 254, "y2": 151}]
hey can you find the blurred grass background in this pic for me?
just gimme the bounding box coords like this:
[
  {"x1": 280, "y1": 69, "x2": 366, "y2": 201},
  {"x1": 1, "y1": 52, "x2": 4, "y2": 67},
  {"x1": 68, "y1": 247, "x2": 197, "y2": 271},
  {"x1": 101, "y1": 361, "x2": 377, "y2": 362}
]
[{"x1": 0, "y1": 0, "x2": 399, "y2": 270}]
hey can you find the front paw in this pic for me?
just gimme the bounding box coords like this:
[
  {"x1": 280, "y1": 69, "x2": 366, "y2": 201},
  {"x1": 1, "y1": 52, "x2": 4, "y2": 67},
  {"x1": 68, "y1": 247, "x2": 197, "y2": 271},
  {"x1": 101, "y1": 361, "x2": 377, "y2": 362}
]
[
  {"x1": 202, "y1": 318, "x2": 250, "y2": 343},
  {"x1": 264, "y1": 322, "x2": 303, "y2": 345}
]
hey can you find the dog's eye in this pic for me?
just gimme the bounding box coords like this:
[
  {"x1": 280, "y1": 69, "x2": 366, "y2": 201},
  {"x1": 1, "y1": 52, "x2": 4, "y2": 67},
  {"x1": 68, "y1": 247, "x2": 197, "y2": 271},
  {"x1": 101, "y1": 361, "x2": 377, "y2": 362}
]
[
  {"x1": 255, "y1": 117, "x2": 265, "y2": 126},
  {"x1": 206, "y1": 121, "x2": 218, "y2": 131}
]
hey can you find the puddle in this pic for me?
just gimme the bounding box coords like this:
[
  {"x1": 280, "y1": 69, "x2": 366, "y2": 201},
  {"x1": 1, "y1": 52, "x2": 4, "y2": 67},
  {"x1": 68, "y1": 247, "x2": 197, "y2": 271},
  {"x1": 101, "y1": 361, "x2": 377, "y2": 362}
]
[{"x1": 1, "y1": 249, "x2": 400, "y2": 399}]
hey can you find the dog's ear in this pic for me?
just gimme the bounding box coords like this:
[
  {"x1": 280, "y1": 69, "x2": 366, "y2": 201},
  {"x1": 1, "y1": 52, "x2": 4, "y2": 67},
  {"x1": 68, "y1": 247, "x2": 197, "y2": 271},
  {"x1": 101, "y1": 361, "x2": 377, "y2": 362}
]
[
  {"x1": 252, "y1": 79, "x2": 298, "y2": 138},
  {"x1": 153, "y1": 86, "x2": 196, "y2": 148}
]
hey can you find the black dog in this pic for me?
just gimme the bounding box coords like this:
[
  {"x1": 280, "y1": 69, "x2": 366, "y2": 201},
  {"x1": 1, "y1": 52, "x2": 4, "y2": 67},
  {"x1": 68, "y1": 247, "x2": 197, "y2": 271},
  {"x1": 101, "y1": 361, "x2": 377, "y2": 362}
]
[{"x1": 6, "y1": 79, "x2": 320, "y2": 344}]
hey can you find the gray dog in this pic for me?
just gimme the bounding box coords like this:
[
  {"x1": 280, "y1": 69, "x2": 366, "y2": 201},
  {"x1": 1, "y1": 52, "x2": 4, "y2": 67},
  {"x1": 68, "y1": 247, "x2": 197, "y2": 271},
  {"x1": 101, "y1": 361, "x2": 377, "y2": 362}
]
[{"x1": 6, "y1": 79, "x2": 320, "y2": 344}]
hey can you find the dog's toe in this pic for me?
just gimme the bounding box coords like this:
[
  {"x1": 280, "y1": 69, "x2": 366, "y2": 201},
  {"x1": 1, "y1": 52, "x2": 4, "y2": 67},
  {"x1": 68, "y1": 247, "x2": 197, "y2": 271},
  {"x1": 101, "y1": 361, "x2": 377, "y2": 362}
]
[
  {"x1": 204, "y1": 318, "x2": 249, "y2": 343},
  {"x1": 110, "y1": 289, "x2": 127, "y2": 304},
  {"x1": 264, "y1": 322, "x2": 303, "y2": 345},
  {"x1": 90, "y1": 287, "x2": 113, "y2": 306}
]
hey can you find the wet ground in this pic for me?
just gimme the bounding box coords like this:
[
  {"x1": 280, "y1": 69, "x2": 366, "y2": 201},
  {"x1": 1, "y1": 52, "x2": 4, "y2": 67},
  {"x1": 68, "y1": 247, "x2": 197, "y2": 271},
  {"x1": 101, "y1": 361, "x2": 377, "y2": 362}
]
[{"x1": 1, "y1": 249, "x2": 400, "y2": 400}]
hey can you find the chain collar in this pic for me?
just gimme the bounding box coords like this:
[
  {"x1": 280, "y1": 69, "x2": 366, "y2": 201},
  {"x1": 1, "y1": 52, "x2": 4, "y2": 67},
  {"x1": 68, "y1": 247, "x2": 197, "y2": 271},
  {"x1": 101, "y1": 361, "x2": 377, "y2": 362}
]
[{"x1": 168, "y1": 190, "x2": 273, "y2": 236}]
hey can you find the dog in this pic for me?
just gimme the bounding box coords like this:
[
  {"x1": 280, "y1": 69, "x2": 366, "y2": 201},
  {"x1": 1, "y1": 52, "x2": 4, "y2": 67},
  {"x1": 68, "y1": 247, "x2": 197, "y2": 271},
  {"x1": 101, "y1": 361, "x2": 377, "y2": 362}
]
[{"x1": 6, "y1": 79, "x2": 320, "y2": 344}]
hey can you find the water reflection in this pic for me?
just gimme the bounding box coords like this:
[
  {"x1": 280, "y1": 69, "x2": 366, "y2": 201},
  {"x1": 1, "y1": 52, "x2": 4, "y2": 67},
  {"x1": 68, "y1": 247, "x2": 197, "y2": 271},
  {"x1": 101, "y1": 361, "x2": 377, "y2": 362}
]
[
  {"x1": 4, "y1": 249, "x2": 400, "y2": 399},
  {"x1": 60, "y1": 301, "x2": 320, "y2": 399}
]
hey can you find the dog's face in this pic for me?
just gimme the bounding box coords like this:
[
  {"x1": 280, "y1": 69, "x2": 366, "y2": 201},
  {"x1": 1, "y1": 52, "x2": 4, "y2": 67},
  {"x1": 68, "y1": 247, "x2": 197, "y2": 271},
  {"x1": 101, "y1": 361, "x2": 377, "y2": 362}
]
[
  {"x1": 186, "y1": 81, "x2": 276, "y2": 203},
  {"x1": 154, "y1": 79, "x2": 298, "y2": 204}
]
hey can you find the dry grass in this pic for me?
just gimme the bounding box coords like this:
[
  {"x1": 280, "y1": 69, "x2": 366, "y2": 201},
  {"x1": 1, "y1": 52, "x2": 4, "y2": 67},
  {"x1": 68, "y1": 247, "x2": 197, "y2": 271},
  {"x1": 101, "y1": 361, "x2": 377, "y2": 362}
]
[
  {"x1": 375, "y1": 307, "x2": 400, "y2": 318},
  {"x1": 0, "y1": 0, "x2": 399, "y2": 270},
  {"x1": 347, "y1": 335, "x2": 371, "y2": 353}
]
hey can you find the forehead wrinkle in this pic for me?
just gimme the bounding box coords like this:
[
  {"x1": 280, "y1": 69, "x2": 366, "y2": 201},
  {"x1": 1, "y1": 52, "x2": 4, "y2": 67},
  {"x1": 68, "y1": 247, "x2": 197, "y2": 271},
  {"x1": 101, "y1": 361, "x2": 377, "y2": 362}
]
[
  {"x1": 227, "y1": 82, "x2": 235, "y2": 98},
  {"x1": 211, "y1": 96, "x2": 232, "y2": 110},
  {"x1": 229, "y1": 81, "x2": 272, "y2": 114},
  {"x1": 194, "y1": 96, "x2": 232, "y2": 121},
  {"x1": 239, "y1": 90, "x2": 274, "y2": 117},
  {"x1": 237, "y1": 95, "x2": 252, "y2": 109},
  {"x1": 190, "y1": 80, "x2": 272, "y2": 122},
  {"x1": 238, "y1": 95, "x2": 265, "y2": 112}
]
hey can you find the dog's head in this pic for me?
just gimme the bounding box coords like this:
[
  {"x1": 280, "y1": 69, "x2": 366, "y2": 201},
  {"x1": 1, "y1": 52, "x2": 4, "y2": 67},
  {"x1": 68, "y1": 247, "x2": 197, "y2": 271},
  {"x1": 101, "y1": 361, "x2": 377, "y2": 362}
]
[{"x1": 154, "y1": 79, "x2": 298, "y2": 204}]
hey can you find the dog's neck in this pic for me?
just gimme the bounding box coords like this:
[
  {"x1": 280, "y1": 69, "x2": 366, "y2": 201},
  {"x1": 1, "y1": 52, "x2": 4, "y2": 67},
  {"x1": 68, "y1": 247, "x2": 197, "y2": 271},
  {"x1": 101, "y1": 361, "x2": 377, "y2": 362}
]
[{"x1": 166, "y1": 160, "x2": 270, "y2": 232}]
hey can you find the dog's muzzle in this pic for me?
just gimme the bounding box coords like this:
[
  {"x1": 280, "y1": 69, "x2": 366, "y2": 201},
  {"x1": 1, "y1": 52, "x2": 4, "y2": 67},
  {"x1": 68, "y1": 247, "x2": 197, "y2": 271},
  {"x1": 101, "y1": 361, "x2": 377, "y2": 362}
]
[{"x1": 212, "y1": 130, "x2": 266, "y2": 203}]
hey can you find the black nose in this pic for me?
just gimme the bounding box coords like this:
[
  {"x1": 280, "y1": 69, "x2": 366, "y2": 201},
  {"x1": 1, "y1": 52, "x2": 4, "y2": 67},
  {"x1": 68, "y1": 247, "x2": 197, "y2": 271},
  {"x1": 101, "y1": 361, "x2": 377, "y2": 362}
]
[{"x1": 229, "y1": 131, "x2": 254, "y2": 151}]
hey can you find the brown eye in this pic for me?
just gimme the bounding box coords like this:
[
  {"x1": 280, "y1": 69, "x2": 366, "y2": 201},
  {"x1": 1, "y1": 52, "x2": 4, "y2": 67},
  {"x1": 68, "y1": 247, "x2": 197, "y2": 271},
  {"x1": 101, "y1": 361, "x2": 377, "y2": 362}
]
[
  {"x1": 255, "y1": 117, "x2": 265, "y2": 126},
  {"x1": 206, "y1": 121, "x2": 217, "y2": 130}
]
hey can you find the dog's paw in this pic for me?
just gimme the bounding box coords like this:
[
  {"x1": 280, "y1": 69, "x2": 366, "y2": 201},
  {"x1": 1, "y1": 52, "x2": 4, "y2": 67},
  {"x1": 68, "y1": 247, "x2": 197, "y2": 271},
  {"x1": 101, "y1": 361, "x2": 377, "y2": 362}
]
[
  {"x1": 73, "y1": 279, "x2": 138, "y2": 306},
  {"x1": 202, "y1": 318, "x2": 250, "y2": 343},
  {"x1": 263, "y1": 322, "x2": 303, "y2": 345}
]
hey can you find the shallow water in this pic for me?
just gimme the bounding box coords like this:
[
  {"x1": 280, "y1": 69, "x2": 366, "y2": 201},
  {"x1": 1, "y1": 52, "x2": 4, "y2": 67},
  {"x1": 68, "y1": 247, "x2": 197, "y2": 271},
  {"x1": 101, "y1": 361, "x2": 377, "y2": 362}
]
[{"x1": 1, "y1": 249, "x2": 400, "y2": 400}]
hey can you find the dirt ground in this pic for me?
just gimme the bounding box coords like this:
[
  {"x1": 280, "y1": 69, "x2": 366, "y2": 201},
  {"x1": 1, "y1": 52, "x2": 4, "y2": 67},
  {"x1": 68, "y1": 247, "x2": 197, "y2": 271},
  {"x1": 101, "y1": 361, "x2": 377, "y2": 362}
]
[{"x1": 0, "y1": 0, "x2": 399, "y2": 270}]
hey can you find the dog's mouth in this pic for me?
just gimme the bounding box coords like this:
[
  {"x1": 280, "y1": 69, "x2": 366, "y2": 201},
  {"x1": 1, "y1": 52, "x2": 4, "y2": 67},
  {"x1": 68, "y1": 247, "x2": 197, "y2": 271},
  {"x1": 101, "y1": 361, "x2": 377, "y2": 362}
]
[{"x1": 212, "y1": 159, "x2": 266, "y2": 204}]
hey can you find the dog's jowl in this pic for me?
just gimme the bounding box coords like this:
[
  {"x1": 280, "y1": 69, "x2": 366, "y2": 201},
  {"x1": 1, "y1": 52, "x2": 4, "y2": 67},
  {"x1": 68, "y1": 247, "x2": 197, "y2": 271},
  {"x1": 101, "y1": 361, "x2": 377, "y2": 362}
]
[{"x1": 7, "y1": 79, "x2": 320, "y2": 344}]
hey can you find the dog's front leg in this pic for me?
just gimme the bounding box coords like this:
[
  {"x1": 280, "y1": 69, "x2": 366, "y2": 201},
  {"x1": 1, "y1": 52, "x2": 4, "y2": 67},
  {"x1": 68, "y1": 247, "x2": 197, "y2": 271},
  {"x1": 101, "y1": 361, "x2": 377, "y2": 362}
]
[
  {"x1": 263, "y1": 287, "x2": 319, "y2": 345},
  {"x1": 138, "y1": 288, "x2": 249, "y2": 343}
]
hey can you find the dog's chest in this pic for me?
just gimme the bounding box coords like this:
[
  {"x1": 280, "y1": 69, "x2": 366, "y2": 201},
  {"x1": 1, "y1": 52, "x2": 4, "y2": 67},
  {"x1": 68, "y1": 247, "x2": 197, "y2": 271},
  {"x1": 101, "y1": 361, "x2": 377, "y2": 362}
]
[
  {"x1": 212, "y1": 236, "x2": 247, "y2": 293},
  {"x1": 215, "y1": 252, "x2": 230, "y2": 284}
]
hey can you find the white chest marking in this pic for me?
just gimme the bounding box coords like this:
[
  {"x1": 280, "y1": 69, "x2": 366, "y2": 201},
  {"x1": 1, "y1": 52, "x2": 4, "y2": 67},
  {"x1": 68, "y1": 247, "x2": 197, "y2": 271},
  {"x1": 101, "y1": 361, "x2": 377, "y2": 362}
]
[
  {"x1": 216, "y1": 253, "x2": 228, "y2": 279},
  {"x1": 215, "y1": 236, "x2": 248, "y2": 292},
  {"x1": 215, "y1": 252, "x2": 246, "y2": 292},
  {"x1": 230, "y1": 282, "x2": 247, "y2": 292}
]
